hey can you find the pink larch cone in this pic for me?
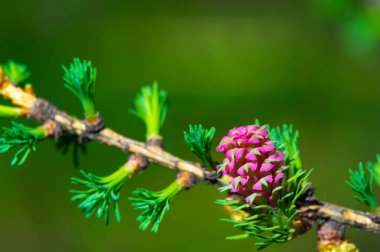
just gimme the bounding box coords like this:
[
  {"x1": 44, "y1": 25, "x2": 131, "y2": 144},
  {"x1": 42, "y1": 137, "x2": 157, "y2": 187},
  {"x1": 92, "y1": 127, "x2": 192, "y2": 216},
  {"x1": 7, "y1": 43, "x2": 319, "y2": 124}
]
[{"x1": 216, "y1": 125, "x2": 286, "y2": 207}]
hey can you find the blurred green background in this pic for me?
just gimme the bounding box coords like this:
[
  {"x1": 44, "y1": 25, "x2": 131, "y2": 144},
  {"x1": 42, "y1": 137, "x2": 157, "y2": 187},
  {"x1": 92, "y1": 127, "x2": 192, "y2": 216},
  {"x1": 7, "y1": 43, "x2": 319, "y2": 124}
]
[{"x1": 1, "y1": 0, "x2": 380, "y2": 251}]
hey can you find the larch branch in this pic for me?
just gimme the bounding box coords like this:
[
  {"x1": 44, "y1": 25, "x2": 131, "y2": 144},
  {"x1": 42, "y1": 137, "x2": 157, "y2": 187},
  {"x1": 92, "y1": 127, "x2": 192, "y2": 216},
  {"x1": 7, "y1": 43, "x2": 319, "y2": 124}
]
[{"x1": 1, "y1": 74, "x2": 380, "y2": 235}]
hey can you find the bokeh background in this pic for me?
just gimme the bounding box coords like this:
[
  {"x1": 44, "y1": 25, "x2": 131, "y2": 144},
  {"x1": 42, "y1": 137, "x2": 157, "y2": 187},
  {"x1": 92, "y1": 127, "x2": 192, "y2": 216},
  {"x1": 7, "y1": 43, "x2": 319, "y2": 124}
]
[{"x1": 1, "y1": 0, "x2": 380, "y2": 251}]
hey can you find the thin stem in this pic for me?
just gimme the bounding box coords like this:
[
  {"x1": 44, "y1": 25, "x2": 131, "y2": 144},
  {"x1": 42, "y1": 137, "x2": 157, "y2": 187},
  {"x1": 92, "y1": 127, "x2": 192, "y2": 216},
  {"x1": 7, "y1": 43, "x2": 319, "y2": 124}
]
[
  {"x1": 83, "y1": 98, "x2": 97, "y2": 120},
  {"x1": 0, "y1": 104, "x2": 25, "y2": 117},
  {"x1": 26, "y1": 125, "x2": 49, "y2": 139}
]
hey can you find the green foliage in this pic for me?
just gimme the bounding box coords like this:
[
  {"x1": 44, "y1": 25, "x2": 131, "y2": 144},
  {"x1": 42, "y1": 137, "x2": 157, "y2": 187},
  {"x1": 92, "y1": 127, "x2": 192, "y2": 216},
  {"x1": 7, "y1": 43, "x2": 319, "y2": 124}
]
[
  {"x1": 129, "y1": 82, "x2": 168, "y2": 139},
  {"x1": 129, "y1": 180, "x2": 182, "y2": 232},
  {"x1": 0, "y1": 104, "x2": 23, "y2": 117},
  {"x1": 367, "y1": 155, "x2": 380, "y2": 188},
  {"x1": 270, "y1": 125, "x2": 301, "y2": 175},
  {"x1": 63, "y1": 58, "x2": 97, "y2": 119},
  {"x1": 70, "y1": 165, "x2": 132, "y2": 225},
  {"x1": 0, "y1": 122, "x2": 46, "y2": 166},
  {"x1": 1, "y1": 60, "x2": 30, "y2": 84},
  {"x1": 270, "y1": 124, "x2": 305, "y2": 194},
  {"x1": 346, "y1": 163, "x2": 378, "y2": 212},
  {"x1": 56, "y1": 132, "x2": 87, "y2": 166},
  {"x1": 217, "y1": 169, "x2": 313, "y2": 250},
  {"x1": 216, "y1": 123, "x2": 313, "y2": 249},
  {"x1": 184, "y1": 124, "x2": 216, "y2": 168}
]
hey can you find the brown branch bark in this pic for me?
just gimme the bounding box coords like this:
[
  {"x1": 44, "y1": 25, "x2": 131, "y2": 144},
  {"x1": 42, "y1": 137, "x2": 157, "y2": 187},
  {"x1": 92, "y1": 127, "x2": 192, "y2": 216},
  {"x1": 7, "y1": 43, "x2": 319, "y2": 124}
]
[
  {"x1": 0, "y1": 78, "x2": 216, "y2": 183},
  {"x1": 302, "y1": 201, "x2": 380, "y2": 233},
  {"x1": 0, "y1": 75, "x2": 380, "y2": 238}
]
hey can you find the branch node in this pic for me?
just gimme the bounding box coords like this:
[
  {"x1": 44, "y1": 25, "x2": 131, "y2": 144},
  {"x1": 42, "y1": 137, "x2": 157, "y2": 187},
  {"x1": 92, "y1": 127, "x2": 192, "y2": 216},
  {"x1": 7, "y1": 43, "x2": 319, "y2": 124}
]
[
  {"x1": 79, "y1": 116, "x2": 106, "y2": 142},
  {"x1": 147, "y1": 136, "x2": 163, "y2": 148},
  {"x1": 27, "y1": 98, "x2": 57, "y2": 123},
  {"x1": 129, "y1": 154, "x2": 148, "y2": 173},
  {"x1": 177, "y1": 171, "x2": 196, "y2": 189},
  {"x1": 203, "y1": 170, "x2": 219, "y2": 184},
  {"x1": 43, "y1": 120, "x2": 63, "y2": 139},
  {"x1": 83, "y1": 116, "x2": 105, "y2": 133}
]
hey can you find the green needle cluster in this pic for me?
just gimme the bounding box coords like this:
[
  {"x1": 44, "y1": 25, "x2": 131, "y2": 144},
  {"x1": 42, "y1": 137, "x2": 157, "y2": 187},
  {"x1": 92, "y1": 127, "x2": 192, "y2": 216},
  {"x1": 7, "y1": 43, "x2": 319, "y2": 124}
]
[
  {"x1": 130, "y1": 82, "x2": 168, "y2": 139},
  {"x1": 347, "y1": 163, "x2": 378, "y2": 212},
  {"x1": 0, "y1": 122, "x2": 46, "y2": 166},
  {"x1": 367, "y1": 155, "x2": 380, "y2": 188},
  {"x1": 71, "y1": 165, "x2": 133, "y2": 225},
  {"x1": 184, "y1": 124, "x2": 215, "y2": 168},
  {"x1": 129, "y1": 179, "x2": 183, "y2": 232},
  {"x1": 217, "y1": 168, "x2": 312, "y2": 250},
  {"x1": 1, "y1": 60, "x2": 30, "y2": 85},
  {"x1": 63, "y1": 58, "x2": 97, "y2": 119},
  {"x1": 270, "y1": 124, "x2": 303, "y2": 192}
]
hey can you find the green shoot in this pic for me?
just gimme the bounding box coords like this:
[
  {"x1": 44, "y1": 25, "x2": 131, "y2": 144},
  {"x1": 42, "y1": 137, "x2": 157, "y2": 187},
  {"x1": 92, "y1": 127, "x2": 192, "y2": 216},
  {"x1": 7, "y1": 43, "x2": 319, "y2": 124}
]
[
  {"x1": 0, "y1": 122, "x2": 46, "y2": 166},
  {"x1": 70, "y1": 164, "x2": 134, "y2": 225},
  {"x1": 63, "y1": 58, "x2": 97, "y2": 119},
  {"x1": 129, "y1": 179, "x2": 183, "y2": 232},
  {"x1": 367, "y1": 155, "x2": 380, "y2": 188},
  {"x1": 0, "y1": 104, "x2": 24, "y2": 117},
  {"x1": 346, "y1": 163, "x2": 378, "y2": 212},
  {"x1": 1, "y1": 60, "x2": 30, "y2": 84},
  {"x1": 184, "y1": 124, "x2": 216, "y2": 168},
  {"x1": 129, "y1": 82, "x2": 168, "y2": 139}
]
